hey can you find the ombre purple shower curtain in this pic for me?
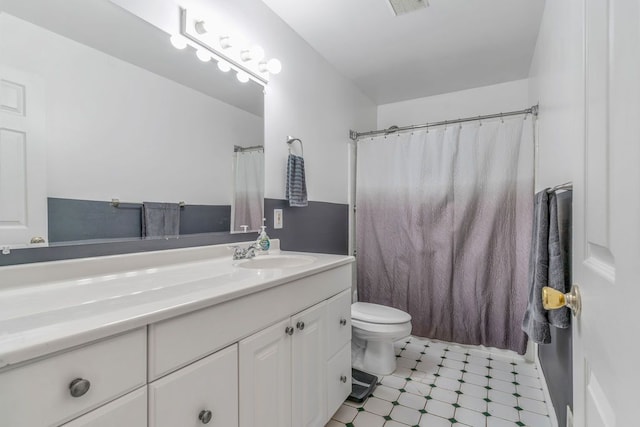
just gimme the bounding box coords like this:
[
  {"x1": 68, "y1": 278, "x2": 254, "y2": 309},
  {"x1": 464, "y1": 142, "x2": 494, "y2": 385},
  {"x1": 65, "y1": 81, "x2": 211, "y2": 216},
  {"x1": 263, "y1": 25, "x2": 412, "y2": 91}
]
[{"x1": 356, "y1": 117, "x2": 533, "y2": 354}]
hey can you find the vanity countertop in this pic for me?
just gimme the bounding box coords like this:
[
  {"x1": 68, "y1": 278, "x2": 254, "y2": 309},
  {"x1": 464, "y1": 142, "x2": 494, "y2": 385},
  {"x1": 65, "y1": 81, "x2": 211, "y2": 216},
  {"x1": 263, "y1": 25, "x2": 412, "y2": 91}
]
[{"x1": 0, "y1": 240, "x2": 354, "y2": 369}]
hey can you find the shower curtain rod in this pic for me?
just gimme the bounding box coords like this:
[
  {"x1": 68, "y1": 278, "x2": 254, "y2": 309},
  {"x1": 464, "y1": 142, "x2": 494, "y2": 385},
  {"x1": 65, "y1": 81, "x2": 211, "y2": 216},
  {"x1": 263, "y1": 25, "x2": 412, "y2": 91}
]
[
  {"x1": 349, "y1": 104, "x2": 539, "y2": 141},
  {"x1": 234, "y1": 145, "x2": 264, "y2": 152}
]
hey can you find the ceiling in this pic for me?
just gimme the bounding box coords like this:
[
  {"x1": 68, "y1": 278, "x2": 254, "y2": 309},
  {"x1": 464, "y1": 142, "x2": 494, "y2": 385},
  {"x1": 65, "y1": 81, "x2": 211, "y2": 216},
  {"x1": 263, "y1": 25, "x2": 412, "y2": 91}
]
[{"x1": 261, "y1": 0, "x2": 545, "y2": 105}]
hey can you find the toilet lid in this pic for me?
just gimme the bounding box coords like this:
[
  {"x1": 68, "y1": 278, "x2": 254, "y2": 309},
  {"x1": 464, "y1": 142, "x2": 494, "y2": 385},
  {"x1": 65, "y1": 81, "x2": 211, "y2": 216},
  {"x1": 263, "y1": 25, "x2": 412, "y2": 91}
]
[{"x1": 351, "y1": 302, "x2": 412, "y2": 324}]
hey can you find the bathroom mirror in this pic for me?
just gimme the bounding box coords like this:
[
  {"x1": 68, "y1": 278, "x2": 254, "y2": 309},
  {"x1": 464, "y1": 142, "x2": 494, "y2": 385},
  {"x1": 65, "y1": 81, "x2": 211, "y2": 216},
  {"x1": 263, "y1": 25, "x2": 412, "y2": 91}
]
[{"x1": 0, "y1": 0, "x2": 265, "y2": 255}]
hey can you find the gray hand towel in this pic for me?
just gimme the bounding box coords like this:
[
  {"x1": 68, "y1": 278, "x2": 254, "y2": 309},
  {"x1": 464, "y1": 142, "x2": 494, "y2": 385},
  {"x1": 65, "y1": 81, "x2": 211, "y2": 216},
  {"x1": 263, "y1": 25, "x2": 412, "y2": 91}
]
[
  {"x1": 548, "y1": 191, "x2": 572, "y2": 328},
  {"x1": 286, "y1": 153, "x2": 308, "y2": 207},
  {"x1": 522, "y1": 190, "x2": 551, "y2": 344},
  {"x1": 141, "y1": 202, "x2": 180, "y2": 238}
]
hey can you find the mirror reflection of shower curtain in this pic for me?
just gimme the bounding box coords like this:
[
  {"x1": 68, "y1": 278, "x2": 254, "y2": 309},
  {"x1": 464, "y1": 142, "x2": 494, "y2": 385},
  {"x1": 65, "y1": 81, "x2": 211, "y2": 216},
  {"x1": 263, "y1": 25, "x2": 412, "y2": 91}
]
[
  {"x1": 356, "y1": 117, "x2": 534, "y2": 354},
  {"x1": 232, "y1": 148, "x2": 264, "y2": 232}
]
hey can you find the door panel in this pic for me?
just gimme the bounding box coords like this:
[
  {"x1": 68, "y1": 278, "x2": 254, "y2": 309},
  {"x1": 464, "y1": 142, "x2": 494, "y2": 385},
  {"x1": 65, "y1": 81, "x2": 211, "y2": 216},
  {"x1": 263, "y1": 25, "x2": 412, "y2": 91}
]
[
  {"x1": 292, "y1": 302, "x2": 327, "y2": 427},
  {"x1": 574, "y1": 0, "x2": 640, "y2": 425},
  {"x1": 239, "y1": 319, "x2": 292, "y2": 427},
  {"x1": 0, "y1": 66, "x2": 47, "y2": 248}
]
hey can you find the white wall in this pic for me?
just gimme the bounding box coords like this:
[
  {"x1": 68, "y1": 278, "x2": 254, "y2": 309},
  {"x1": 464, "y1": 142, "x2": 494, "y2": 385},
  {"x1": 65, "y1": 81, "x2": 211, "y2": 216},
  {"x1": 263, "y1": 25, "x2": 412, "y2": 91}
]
[
  {"x1": 111, "y1": 0, "x2": 377, "y2": 205},
  {"x1": 0, "y1": 13, "x2": 263, "y2": 205},
  {"x1": 527, "y1": 2, "x2": 584, "y2": 191},
  {"x1": 377, "y1": 79, "x2": 530, "y2": 129}
]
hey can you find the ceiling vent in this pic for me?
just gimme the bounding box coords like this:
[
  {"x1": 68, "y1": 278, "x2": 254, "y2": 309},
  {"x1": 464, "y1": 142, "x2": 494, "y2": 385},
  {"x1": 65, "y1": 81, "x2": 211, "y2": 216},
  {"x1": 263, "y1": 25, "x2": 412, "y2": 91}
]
[{"x1": 388, "y1": 0, "x2": 428, "y2": 16}]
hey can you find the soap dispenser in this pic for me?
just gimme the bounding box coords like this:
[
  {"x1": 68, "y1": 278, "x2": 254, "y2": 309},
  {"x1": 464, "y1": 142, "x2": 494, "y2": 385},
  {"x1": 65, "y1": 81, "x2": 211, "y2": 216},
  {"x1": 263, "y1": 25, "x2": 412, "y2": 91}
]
[{"x1": 256, "y1": 218, "x2": 270, "y2": 252}]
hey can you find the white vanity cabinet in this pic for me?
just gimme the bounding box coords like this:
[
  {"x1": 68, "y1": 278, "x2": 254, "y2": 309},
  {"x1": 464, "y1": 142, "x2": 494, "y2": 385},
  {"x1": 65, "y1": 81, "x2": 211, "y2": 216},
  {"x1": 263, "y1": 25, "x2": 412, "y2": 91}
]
[
  {"x1": 324, "y1": 289, "x2": 353, "y2": 418},
  {"x1": 239, "y1": 289, "x2": 352, "y2": 427},
  {"x1": 60, "y1": 388, "x2": 147, "y2": 427},
  {"x1": 0, "y1": 248, "x2": 354, "y2": 427},
  {"x1": 149, "y1": 344, "x2": 238, "y2": 427},
  {"x1": 0, "y1": 328, "x2": 147, "y2": 427}
]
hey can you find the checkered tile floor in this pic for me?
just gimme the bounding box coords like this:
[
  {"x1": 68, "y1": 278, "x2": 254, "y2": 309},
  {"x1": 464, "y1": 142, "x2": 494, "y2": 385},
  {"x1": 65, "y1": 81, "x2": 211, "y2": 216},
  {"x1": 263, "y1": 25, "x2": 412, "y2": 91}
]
[{"x1": 326, "y1": 336, "x2": 552, "y2": 427}]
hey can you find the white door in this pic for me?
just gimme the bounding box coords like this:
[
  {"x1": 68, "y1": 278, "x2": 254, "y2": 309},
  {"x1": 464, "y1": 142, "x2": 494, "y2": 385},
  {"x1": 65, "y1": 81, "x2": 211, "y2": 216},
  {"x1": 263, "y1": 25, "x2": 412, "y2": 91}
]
[
  {"x1": 0, "y1": 66, "x2": 47, "y2": 248},
  {"x1": 239, "y1": 318, "x2": 292, "y2": 427},
  {"x1": 572, "y1": 0, "x2": 640, "y2": 425},
  {"x1": 148, "y1": 344, "x2": 238, "y2": 427},
  {"x1": 291, "y1": 302, "x2": 327, "y2": 427}
]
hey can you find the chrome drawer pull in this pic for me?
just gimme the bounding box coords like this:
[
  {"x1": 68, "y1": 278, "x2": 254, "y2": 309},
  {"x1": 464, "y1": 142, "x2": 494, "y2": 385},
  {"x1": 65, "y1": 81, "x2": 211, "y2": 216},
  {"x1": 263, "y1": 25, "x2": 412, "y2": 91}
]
[
  {"x1": 285, "y1": 326, "x2": 294, "y2": 336},
  {"x1": 339, "y1": 318, "x2": 347, "y2": 326},
  {"x1": 340, "y1": 375, "x2": 348, "y2": 383},
  {"x1": 199, "y1": 409, "x2": 213, "y2": 424},
  {"x1": 69, "y1": 378, "x2": 91, "y2": 398},
  {"x1": 296, "y1": 321, "x2": 305, "y2": 330}
]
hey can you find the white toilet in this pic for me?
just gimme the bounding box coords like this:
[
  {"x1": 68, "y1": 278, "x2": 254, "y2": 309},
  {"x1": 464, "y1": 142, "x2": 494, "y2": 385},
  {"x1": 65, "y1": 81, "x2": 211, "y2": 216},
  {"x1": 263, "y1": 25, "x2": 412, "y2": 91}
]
[{"x1": 351, "y1": 302, "x2": 412, "y2": 376}]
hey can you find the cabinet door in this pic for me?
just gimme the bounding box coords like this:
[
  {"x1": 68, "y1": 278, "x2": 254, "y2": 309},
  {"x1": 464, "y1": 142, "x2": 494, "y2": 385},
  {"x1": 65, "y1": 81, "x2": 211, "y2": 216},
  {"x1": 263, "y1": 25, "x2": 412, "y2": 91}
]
[
  {"x1": 149, "y1": 344, "x2": 238, "y2": 427},
  {"x1": 292, "y1": 302, "x2": 327, "y2": 427},
  {"x1": 61, "y1": 387, "x2": 147, "y2": 427},
  {"x1": 239, "y1": 318, "x2": 292, "y2": 427},
  {"x1": 325, "y1": 289, "x2": 352, "y2": 358},
  {"x1": 326, "y1": 344, "x2": 352, "y2": 419}
]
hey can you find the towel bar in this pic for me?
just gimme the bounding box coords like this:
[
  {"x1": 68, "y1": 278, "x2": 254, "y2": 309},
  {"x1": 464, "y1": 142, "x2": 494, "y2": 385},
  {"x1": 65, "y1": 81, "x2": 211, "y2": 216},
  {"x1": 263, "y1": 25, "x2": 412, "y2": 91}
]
[{"x1": 286, "y1": 136, "x2": 304, "y2": 157}]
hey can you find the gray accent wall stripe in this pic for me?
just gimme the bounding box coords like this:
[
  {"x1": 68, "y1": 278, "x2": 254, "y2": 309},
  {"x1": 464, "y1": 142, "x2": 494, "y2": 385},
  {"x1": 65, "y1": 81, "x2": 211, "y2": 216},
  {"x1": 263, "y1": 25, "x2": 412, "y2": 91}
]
[
  {"x1": 0, "y1": 198, "x2": 348, "y2": 266},
  {"x1": 48, "y1": 198, "x2": 231, "y2": 243},
  {"x1": 264, "y1": 198, "x2": 348, "y2": 255}
]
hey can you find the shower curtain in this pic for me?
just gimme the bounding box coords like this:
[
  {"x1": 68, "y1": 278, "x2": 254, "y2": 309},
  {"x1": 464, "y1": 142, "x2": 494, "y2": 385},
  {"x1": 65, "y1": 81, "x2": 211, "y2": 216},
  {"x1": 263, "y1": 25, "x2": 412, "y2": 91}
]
[
  {"x1": 356, "y1": 117, "x2": 534, "y2": 354},
  {"x1": 232, "y1": 149, "x2": 264, "y2": 232}
]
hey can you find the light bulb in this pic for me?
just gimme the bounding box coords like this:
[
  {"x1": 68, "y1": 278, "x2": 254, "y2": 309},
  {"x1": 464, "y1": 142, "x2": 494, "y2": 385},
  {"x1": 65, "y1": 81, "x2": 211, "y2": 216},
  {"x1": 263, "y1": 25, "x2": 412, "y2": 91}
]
[
  {"x1": 219, "y1": 36, "x2": 233, "y2": 49},
  {"x1": 196, "y1": 49, "x2": 211, "y2": 62},
  {"x1": 240, "y1": 49, "x2": 252, "y2": 62},
  {"x1": 195, "y1": 20, "x2": 208, "y2": 34},
  {"x1": 170, "y1": 34, "x2": 187, "y2": 50},
  {"x1": 262, "y1": 58, "x2": 282, "y2": 74},
  {"x1": 217, "y1": 61, "x2": 231, "y2": 72},
  {"x1": 236, "y1": 71, "x2": 249, "y2": 83},
  {"x1": 250, "y1": 45, "x2": 265, "y2": 62}
]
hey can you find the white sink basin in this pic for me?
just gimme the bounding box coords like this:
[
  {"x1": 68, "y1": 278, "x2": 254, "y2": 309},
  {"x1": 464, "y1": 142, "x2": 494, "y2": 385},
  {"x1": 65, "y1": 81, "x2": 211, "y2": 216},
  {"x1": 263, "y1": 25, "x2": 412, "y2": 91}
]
[{"x1": 237, "y1": 255, "x2": 316, "y2": 269}]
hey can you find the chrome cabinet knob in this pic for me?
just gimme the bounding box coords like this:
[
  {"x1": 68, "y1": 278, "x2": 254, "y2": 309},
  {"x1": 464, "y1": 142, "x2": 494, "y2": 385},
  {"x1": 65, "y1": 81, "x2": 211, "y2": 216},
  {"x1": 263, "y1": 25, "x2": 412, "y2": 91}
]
[
  {"x1": 285, "y1": 326, "x2": 294, "y2": 336},
  {"x1": 296, "y1": 321, "x2": 305, "y2": 330},
  {"x1": 30, "y1": 236, "x2": 45, "y2": 244},
  {"x1": 199, "y1": 409, "x2": 213, "y2": 424},
  {"x1": 339, "y1": 318, "x2": 347, "y2": 326},
  {"x1": 340, "y1": 375, "x2": 348, "y2": 383},
  {"x1": 69, "y1": 378, "x2": 91, "y2": 397}
]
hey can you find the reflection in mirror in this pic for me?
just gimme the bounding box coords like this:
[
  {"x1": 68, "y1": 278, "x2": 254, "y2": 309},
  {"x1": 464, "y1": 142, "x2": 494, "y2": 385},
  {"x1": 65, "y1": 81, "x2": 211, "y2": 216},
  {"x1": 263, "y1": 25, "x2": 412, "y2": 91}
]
[
  {"x1": 0, "y1": 0, "x2": 264, "y2": 254},
  {"x1": 231, "y1": 146, "x2": 265, "y2": 233}
]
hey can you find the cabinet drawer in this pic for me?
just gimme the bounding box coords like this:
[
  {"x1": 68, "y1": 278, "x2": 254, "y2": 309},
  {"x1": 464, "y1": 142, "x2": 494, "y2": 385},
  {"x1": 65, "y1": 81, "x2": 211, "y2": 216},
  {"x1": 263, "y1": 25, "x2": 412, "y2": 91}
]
[
  {"x1": 327, "y1": 344, "x2": 352, "y2": 419},
  {"x1": 149, "y1": 344, "x2": 238, "y2": 427},
  {"x1": 61, "y1": 387, "x2": 147, "y2": 427},
  {"x1": 326, "y1": 289, "x2": 351, "y2": 358},
  {"x1": 0, "y1": 328, "x2": 146, "y2": 427}
]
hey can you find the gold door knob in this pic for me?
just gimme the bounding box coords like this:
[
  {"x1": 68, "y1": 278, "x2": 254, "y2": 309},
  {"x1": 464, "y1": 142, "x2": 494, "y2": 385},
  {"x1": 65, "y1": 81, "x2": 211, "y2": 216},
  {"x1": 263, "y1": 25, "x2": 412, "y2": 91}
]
[{"x1": 542, "y1": 285, "x2": 581, "y2": 316}]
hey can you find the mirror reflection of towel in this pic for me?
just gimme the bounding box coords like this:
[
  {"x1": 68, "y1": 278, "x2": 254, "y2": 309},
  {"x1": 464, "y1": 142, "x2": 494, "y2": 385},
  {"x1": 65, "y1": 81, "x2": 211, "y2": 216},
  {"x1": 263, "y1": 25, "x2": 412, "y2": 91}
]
[
  {"x1": 286, "y1": 154, "x2": 308, "y2": 207},
  {"x1": 141, "y1": 202, "x2": 180, "y2": 238}
]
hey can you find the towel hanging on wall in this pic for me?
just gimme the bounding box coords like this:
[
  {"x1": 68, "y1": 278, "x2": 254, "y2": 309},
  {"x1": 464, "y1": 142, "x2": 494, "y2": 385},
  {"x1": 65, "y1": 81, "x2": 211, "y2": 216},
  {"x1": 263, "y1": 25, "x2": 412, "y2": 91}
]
[
  {"x1": 141, "y1": 202, "x2": 180, "y2": 238},
  {"x1": 285, "y1": 136, "x2": 308, "y2": 207},
  {"x1": 286, "y1": 153, "x2": 308, "y2": 207}
]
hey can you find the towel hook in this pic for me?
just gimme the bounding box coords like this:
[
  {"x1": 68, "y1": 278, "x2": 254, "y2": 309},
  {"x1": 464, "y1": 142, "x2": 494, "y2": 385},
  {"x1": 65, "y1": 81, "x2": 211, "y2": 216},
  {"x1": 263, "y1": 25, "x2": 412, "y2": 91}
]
[{"x1": 286, "y1": 136, "x2": 304, "y2": 157}]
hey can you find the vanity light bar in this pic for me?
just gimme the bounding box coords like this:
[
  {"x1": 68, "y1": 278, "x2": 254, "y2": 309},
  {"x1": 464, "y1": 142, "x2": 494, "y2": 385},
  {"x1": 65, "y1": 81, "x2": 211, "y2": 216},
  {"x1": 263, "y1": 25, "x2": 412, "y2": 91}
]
[{"x1": 176, "y1": 8, "x2": 281, "y2": 87}]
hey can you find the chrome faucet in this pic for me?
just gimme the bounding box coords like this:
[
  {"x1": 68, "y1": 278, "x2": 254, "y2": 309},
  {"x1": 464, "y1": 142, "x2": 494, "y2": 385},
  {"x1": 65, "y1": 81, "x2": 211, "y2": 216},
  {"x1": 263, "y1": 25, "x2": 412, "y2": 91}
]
[{"x1": 230, "y1": 243, "x2": 259, "y2": 260}]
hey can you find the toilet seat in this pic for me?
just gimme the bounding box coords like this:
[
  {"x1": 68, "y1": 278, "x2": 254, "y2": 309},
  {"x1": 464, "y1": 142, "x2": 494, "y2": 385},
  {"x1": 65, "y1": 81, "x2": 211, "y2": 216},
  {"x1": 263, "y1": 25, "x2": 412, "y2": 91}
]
[{"x1": 351, "y1": 302, "x2": 412, "y2": 324}]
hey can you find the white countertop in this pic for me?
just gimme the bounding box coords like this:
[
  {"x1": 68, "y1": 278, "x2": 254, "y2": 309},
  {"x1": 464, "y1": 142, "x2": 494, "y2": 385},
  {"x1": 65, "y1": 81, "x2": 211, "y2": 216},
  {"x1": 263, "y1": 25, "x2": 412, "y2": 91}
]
[{"x1": 0, "y1": 240, "x2": 354, "y2": 369}]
